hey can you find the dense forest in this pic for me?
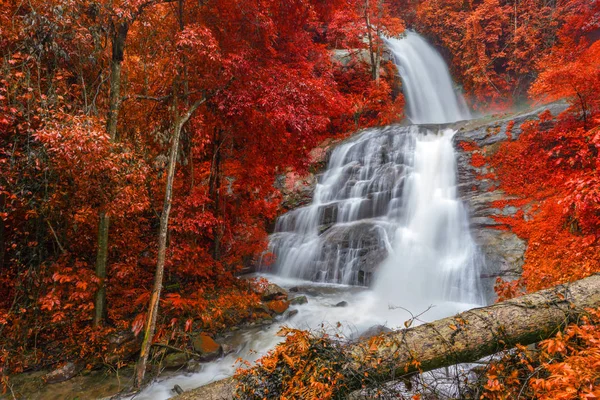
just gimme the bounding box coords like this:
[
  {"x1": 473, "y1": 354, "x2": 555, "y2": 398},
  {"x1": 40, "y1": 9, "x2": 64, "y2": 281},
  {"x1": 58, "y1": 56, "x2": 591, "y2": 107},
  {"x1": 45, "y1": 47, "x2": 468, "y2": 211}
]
[{"x1": 1, "y1": 0, "x2": 599, "y2": 398}]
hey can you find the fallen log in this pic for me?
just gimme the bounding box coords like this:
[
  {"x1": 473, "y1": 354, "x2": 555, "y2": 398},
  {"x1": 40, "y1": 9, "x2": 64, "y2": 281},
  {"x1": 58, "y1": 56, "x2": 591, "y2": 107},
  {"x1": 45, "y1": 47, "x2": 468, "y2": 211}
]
[
  {"x1": 175, "y1": 273, "x2": 600, "y2": 399},
  {"x1": 348, "y1": 272, "x2": 600, "y2": 384}
]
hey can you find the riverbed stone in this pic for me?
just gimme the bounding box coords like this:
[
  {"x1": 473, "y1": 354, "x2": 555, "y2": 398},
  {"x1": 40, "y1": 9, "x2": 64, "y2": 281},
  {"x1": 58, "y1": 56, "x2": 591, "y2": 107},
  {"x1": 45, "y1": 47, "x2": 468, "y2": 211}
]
[
  {"x1": 266, "y1": 299, "x2": 290, "y2": 314},
  {"x1": 44, "y1": 361, "x2": 84, "y2": 384},
  {"x1": 289, "y1": 295, "x2": 308, "y2": 305},
  {"x1": 260, "y1": 283, "x2": 288, "y2": 301},
  {"x1": 358, "y1": 325, "x2": 392, "y2": 339},
  {"x1": 163, "y1": 352, "x2": 189, "y2": 369},
  {"x1": 192, "y1": 334, "x2": 222, "y2": 361}
]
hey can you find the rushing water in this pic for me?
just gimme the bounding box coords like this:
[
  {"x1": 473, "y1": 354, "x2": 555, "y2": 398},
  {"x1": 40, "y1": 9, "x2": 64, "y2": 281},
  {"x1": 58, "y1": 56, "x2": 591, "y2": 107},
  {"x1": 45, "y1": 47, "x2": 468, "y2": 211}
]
[
  {"x1": 135, "y1": 32, "x2": 482, "y2": 399},
  {"x1": 385, "y1": 31, "x2": 471, "y2": 124}
]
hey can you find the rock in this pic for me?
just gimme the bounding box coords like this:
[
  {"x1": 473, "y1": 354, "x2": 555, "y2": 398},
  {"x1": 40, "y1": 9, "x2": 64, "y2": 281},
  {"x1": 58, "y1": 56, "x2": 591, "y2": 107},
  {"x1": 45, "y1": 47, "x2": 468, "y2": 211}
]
[
  {"x1": 359, "y1": 325, "x2": 392, "y2": 339},
  {"x1": 289, "y1": 286, "x2": 300, "y2": 292},
  {"x1": 289, "y1": 295, "x2": 308, "y2": 305},
  {"x1": 334, "y1": 301, "x2": 348, "y2": 308},
  {"x1": 221, "y1": 344, "x2": 237, "y2": 356},
  {"x1": 260, "y1": 283, "x2": 288, "y2": 301},
  {"x1": 173, "y1": 384, "x2": 185, "y2": 395},
  {"x1": 163, "y1": 352, "x2": 188, "y2": 369},
  {"x1": 266, "y1": 300, "x2": 290, "y2": 315},
  {"x1": 44, "y1": 362, "x2": 84, "y2": 384},
  {"x1": 286, "y1": 309, "x2": 299, "y2": 319},
  {"x1": 192, "y1": 334, "x2": 223, "y2": 362},
  {"x1": 185, "y1": 359, "x2": 202, "y2": 373},
  {"x1": 105, "y1": 330, "x2": 139, "y2": 364}
]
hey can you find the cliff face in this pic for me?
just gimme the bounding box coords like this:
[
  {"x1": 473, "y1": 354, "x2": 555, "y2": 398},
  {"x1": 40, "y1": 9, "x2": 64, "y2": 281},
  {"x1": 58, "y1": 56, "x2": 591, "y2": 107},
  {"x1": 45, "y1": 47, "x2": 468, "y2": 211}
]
[
  {"x1": 452, "y1": 101, "x2": 569, "y2": 301},
  {"x1": 274, "y1": 101, "x2": 569, "y2": 302}
]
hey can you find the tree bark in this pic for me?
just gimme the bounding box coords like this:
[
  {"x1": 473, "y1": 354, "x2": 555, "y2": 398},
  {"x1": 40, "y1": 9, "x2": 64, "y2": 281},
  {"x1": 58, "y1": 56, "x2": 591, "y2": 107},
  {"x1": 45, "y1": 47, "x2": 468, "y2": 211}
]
[
  {"x1": 134, "y1": 97, "x2": 205, "y2": 389},
  {"x1": 172, "y1": 273, "x2": 600, "y2": 399},
  {"x1": 0, "y1": 194, "x2": 5, "y2": 271},
  {"x1": 93, "y1": 21, "x2": 129, "y2": 327},
  {"x1": 346, "y1": 273, "x2": 600, "y2": 386},
  {"x1": 364, "y1": 0, "x2": 377, "y2": 81}
]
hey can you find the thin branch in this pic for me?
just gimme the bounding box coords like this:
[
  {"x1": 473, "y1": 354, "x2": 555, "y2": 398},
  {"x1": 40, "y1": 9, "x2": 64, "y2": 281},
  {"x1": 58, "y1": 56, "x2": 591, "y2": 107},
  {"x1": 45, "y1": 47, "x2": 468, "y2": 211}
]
[{"x1": 46, "y1": 220, "x2": 65, "y2": 254}]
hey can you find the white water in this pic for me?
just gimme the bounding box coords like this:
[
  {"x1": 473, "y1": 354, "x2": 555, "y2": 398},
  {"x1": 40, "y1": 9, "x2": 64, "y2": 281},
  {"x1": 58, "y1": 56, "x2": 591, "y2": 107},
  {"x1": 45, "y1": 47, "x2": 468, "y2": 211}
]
[
  {"x1": 386, "y1": 31, "x2": 470, "y2": 124},
  {"x1": 135, "y1": 32, "x2": 482, "y2": 399}
]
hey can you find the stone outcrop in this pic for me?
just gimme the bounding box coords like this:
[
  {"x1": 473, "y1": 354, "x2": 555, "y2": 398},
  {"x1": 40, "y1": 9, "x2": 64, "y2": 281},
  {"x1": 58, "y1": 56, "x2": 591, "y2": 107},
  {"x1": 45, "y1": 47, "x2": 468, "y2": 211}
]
[{"x1": 452, "y1": 101, "x2": 569, "y2": 301}]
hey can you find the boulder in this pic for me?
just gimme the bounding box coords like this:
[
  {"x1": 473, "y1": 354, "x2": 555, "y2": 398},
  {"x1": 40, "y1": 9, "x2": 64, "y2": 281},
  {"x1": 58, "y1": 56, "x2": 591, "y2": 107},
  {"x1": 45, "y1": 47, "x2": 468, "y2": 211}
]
[
  {"x1": 334, "y1": 301, "x2": 348, "y2": 308},
  {"x1": 286, "y1": 309, "x2": 299, "y2": 319},
  {"x1": 358, "y1": 325, "x2": 392, "y2": 339},
  {"x1": 192, "y1": 334, "x2": 223, "y2": 362},
  {"x1": 163, "y1": 352, "x2": 188, "y2": 369},
  {"x1": 260, "y1": 283, "x2": 288, "y2": 301},
  {"x1": 185, "y1": 359, "x2": 202, "y2": 373},
  {"x1": 289, "y1": 295, "x2": 308, "y2": 305},
  {"x1": 44, "y1": 361, "x2": 84, "y2": 384},
  {"x1": 266, "y1": 300, "x2": 290, "y2": 315}
]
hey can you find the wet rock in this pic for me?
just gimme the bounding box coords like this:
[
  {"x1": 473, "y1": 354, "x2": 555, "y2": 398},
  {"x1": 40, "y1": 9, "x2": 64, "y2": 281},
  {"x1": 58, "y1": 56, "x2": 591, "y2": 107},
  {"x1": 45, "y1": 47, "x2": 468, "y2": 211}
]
[
  {"x1": 221, "y1": 343, "x2": 237, "y2": 356},
  {"x1": 334, "y1": 301, "x2": 348, "y2": 308},
  {"x1": 163, "y1": 352, "x2": 188, "y2": 369},
  {"x1": 192, "y1": 334, "x2": 223, "y2": 362},
  {"x1": 286, "y1": 309, "x2": 299, "y2": 319},
  {"x1": 359, "y1": 325, "x2": 392, "y2": 339},
  {"x1": 173, "y1": 384, "x2": 185, "y2": 395},
  {"x1": 261, "y1": 283, "x2": 288, "y2": 301},
  {"x1": 44, "y1": 362, "x2": 84, "y2": 384},
  {"x1": 289, "y1": 286, "x2": 300, "y2": 292},
  {"x1": 185, "y1": 359, "x2": 202, "y2": 373},
  {"x1": 289, "y1": 295, "x2": 308, "y2": 305},
  {"x1": 266, "y1": 300, "x2": 290, "y2": 315}
]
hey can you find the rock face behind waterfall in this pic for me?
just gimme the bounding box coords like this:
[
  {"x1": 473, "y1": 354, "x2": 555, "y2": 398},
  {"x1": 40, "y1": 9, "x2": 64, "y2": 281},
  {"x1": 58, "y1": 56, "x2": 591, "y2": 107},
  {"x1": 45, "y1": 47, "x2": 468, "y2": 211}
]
[
  {"x1": 270, "y1": 101, "x2": 568, "y2": 301},
  {"x1": 451, "y1": 101, "x2": 569, "y2": 300}
]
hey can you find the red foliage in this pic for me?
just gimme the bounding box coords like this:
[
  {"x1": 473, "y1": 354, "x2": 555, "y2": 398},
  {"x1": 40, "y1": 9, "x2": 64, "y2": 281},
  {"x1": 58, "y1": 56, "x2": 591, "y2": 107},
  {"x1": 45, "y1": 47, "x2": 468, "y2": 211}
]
[
  {"x1": 413, "y1": 0, "x2": 599, "y2": 109},
  {"x1": 0, "y1": 0, "x2": 407, "y2": 386}
]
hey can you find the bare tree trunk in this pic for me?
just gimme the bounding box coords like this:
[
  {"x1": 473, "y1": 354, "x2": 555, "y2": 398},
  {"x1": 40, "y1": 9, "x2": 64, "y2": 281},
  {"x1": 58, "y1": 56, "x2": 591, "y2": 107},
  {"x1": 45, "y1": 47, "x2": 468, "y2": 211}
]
[
  {"x1": 209, "y1": 129, "x2": 222, "y2": 260},
  {"x1": 94, "y1": 21, "x2": 129, "y2": 327},
  {"x1": 134, "y1": 97, "x2": 205, "y2": 388},
  {"x1": 0, "y1": 194, "x2": 5, "y2": 271},
  {"x1": 364, "y1": 0, "x2": 377, "y2": 81}
]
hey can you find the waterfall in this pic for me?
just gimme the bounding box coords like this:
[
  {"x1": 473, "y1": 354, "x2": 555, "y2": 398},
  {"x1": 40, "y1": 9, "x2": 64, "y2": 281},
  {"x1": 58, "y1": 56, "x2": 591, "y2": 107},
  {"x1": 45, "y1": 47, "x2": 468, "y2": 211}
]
[
  {"x1": 266, "y1": 31, "x2": 482, "y2": 308},
  {"x1": 136, "y1": 31, "x2": 484, "y2": 399},
  {"x1": 385, "y1": 31, "x2": 471, "y2": 124}
]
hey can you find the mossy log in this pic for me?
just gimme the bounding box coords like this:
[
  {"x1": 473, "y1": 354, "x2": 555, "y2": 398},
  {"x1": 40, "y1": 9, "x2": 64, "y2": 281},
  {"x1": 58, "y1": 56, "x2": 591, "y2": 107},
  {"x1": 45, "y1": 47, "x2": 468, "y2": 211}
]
[{"x1": 348, "y1": 273, "x2": 600, "y2": 384}]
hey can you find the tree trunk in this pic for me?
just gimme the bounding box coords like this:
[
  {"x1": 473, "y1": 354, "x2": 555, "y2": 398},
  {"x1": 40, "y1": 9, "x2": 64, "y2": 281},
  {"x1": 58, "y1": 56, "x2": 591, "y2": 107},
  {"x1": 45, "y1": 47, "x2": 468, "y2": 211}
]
[
  {"x1": 364, "y1": 0, "x2": 377, "y2": 81},
  {"x1": 134, "y1": 97, "x2": 205, "y2": 389},
  {"x1": 346, "y1": 273, "x2": 600, "y2": 387},
  {"x1": 0, "y1": 193, "x2": 5, "y2": 271},
  {"x1": 172, "y1": 273, "x2": 600, "y2": 399},
  {"x1": 93, "y1": 212, "x2": 109, "y2": 325},
  {"x1": 93, "y1": 21, "x2": 129, "y2": 327},
  {"x1": 209, "y1": 129, "x2": 222, "y2": 261}
]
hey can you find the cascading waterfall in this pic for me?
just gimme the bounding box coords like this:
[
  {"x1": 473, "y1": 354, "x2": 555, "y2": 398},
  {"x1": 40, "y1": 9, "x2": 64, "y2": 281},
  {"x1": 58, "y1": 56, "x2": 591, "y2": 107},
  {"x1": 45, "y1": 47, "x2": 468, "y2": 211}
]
[{"x1": 267, "y1": 31, "x2": 483, "y2": 308}]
